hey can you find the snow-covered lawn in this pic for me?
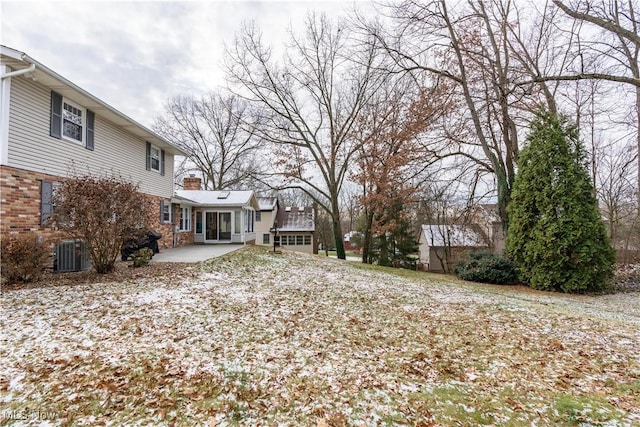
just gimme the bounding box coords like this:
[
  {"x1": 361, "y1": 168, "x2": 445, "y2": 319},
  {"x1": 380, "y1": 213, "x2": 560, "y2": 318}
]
[{"x1": 1, "y1": 246, "x2": 639, "y2": 426}]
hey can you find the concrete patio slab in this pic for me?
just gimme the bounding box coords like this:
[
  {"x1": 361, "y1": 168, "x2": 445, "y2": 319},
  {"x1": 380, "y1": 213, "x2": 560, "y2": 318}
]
[{"x1": 151, "y1": 244, "x2": 243, "y2": 263}]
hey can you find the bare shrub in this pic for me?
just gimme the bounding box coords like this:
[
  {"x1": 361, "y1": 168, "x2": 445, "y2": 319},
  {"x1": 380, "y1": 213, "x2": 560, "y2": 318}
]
[
  {"x1": 1, "y1": 233, "x2": 49, "y2": 284},
  {"x1": 52, "y1": 173, "x2": 153, "y2": 274}
]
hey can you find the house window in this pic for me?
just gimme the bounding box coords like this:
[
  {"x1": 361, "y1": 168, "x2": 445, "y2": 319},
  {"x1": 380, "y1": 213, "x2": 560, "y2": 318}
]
[
  {"x1": 245, "y1": 209, "x2": 254, "y2": 232},
  {"x1": 256, "y1": 211, "x2": 262, "y2": 222},
  {"x1": 234, "y1": 210, "x2": 242, "y2": 233},
  {"x1": 304, "y1": 235, "x2": 312, "y2": 245},
  {"x1": 288, "y1": 235, "x2": 296, "y2": 245},
  {"x1": 62, "y1": 100, "x2": 84, "y2": 143},
  {"x1": 146, "y1": 142, "x2": 165, "y2": 175},
  {"x1": 195, "y1": 211, "x2": 203, "y2": 233},
  {"x1": 180, "y1": 206, "x2": 191, "y2": 231},
  {"x1": 149, "y1": 145, "x2": 161, "y2": 172},
  {"x1": 280, "y1": 235, "x2": 287, "y2": 245},
  {"x1": 160, "y1": 200, "x2": 171, "y2": 223},
  {"x1": 263, "y1": 233, "x2": 270, "y2": 244},
  {"x1": 296, "y1": 235, "x2": 304, "y2": 246},
  {"x1": 50, "y1": 92, "x2": 94, "y2": 150}
]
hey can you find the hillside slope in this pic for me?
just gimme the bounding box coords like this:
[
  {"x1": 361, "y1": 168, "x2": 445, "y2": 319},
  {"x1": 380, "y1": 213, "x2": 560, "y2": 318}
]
[{"x1": 1, "y1": 246, "x2": 639, "y2": 426}]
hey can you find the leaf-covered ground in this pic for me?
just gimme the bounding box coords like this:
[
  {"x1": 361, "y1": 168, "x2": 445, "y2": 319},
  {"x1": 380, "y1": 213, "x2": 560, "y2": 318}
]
[{"x1": 1, "y1": 246, "x2": 639, "y2": 426}]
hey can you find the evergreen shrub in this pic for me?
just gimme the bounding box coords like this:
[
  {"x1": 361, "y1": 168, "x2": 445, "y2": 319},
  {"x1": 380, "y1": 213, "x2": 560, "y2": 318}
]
[{"x1": 454, "y1": 251, "x2": 518, "y2": 285}]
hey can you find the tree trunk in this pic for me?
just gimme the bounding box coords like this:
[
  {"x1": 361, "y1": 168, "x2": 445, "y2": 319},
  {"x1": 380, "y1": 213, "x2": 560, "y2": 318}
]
[
  {"x1": 331, "y1": 197, "x2": 346, "y2": 260},
  {"x1": 362, "y1": 209, "x2": 374, "y2": 264},
  {"x1": 333, "y1": 219, "x2": 345, "y2": 260},
  {"x1": 636, "y1": 85, "x2": 640, "y2": 212}
]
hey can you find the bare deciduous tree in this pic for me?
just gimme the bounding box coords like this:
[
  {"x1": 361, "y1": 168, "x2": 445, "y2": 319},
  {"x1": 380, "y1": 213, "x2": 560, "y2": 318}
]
[
  {"x1": 544, "y1": 0, "x2": 640, "y2": 205},
  {"x1": 226, "y1": 14, "x2": 386, "y2": 259},
  {"x1": 372, "y1": 0, "x2": 560, "y2": 230},
  {"x1": 597, "y1": 143, "x2": 638, "y2": 253},
  {"x1": 154, "y1": 92, "x2": 262, "y2": 190}
]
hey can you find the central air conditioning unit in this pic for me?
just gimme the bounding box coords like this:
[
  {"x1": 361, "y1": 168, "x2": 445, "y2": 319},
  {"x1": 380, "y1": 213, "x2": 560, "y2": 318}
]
[{"x1": 55, "y1": 239, "x2": 91, "y2": 272}]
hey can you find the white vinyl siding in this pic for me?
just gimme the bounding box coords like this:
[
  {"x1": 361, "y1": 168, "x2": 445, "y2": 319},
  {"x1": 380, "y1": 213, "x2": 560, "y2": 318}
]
[{"x1": 6, "y1": 77, "x2": 174, "y2": 198}]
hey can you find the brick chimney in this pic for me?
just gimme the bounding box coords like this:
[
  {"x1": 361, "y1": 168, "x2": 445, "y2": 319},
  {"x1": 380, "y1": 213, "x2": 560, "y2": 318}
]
[{"x1": 183, "y1": 175, "x2": 202, "y2": 190}]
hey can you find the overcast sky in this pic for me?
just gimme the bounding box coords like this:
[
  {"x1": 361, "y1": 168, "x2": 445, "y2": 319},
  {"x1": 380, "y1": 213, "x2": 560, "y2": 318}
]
[{"x1": 1, "y1": 0, "x2": 371, "y2": 128}]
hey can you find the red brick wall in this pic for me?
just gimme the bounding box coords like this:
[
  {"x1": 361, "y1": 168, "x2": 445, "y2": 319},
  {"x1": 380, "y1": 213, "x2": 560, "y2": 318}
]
[
  {"x1": 0, "y1": 165, "x2": 179, "y2": 250},
  {"x1": 1, "y1": 165, "x2": 58, "y2": 239},
  {"x1": 170, "y1": 203, "x2": 195, "y2": 248}
]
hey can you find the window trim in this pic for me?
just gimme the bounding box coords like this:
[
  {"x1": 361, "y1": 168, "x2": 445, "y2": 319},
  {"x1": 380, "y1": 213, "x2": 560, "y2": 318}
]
[
  {"x1": 179, "y1": 206, "x2": 192, "y2": 231},
  {"x1": 146, "y1": 141, "x2": 165, "y2": 175},
  {"x1": 195, "y1": 211, "x2": 203, "y2": 234},
  {"x1": 160, "y1": 200, "x2": 172, "y2": 224},
  {"x1": 50, "y1": 91, "x2": 94, "y2": 150},
  {"x1": 244, "y1": 208, "x2": 255, "y2": 233},
  {"x1": 61, "y1": 98, "x2": 86, "y2": 145},
  {"x1": 149, "y1": 145, "x2": 161, "y2": 172}
]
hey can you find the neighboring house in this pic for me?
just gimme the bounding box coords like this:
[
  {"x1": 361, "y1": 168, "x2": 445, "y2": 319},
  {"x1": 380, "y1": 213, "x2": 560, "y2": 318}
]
[
  {"x1": 418, "y1": 224, "x2": 489, "y2": 272},
  {"x1": 0, "y1": 45, "x2": 186, "y2": 250},
  {"x1": 344, "y1": 230, "x2": 362, "y2": 252},
  {"x1": 476, "y1": 203, "x2": 506, "y2": 253},
  {"x1": 172, "y1": 177, "x2": 316, "y2": 253},
  {"x1": 173, "y1": 177, "x2": 258, "y2": 245},
  {"x1": 256, "y1": 196, "x2": 279, "y2": 246},
  {"x1": 274, "y1": 206, "x2": 317, "y2": 255}
]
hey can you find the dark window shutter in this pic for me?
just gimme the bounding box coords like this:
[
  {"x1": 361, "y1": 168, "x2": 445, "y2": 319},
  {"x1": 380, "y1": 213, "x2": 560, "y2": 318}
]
[
  {"x1": 160, "y1": 149, "x2": 165, "y2": 176},
  {"x1": 50, "y1": 92, "x2": 62, "y2": 139},
  {"x1": 86, "y1": 110, "x2": 95, "y2": 150},
  {"x1": 146, "y1": 142, "x2": 151, "y2": 171},
  {"x1": 41, "y1": 180, "x2": 53, "y2": 225}
]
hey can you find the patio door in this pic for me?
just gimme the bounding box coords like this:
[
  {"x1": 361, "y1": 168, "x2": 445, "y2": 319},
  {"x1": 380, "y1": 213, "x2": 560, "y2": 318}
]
[{"x1": 205, "y1": 211, "x2": 232, "y2": 242}]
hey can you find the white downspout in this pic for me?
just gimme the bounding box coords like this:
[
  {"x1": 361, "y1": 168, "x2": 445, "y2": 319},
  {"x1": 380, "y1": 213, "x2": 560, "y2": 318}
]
[{"x1": 1, "y1": 63, "x2": 36, "y2": 80}]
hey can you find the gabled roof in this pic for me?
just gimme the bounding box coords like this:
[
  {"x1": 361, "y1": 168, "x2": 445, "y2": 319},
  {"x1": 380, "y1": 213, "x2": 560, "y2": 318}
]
[
  {"x1": 257, "y1": 196, "x2": 278, "y2": 211},
  {"x1": 276, "y1": 206, "x2": 314, "y2": 232},
  {"x1": 0, "y1": 45, "x2": 186, "y2": 156},
  {"x1": 174, "y1": 190, "x2": 257, "y2": 208},
  {"x1": 421, "y1": 224, "x2": 487, "y2": 248}
]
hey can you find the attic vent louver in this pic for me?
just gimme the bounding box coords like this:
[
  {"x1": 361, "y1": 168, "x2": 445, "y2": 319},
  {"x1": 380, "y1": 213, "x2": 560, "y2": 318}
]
[{"x1": 218, "y1": 191, "x2": 230, "y2": 199}]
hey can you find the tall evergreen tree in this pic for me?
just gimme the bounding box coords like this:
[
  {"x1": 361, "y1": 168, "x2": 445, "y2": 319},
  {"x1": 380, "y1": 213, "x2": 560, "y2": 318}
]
[
  {"x1": 370, "y1": 198, "x2": 417, "y2": 268},
  {"x1": 506, "y1": 111, "x2": 615, "y2": 293}
]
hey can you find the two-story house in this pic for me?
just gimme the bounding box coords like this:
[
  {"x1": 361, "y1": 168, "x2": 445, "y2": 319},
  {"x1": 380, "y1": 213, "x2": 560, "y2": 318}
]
[
  {"x1": 0, "y1": 45, "x2": 186, "y2": 250},
  {"x1": 255, "y1": 196, "x2": 317, "y2": 254}
]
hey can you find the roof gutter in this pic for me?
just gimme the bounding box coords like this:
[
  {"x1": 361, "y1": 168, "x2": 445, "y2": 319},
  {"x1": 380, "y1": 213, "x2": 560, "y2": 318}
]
[{"x1": 1, "y1": 62, "x2": 36, "y2": 80}]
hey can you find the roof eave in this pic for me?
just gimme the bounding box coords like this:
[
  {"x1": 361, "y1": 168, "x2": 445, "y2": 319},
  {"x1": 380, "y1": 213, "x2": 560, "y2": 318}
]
[{"x1": 1, "y1": 45, "x2": 187, "y2": 157}]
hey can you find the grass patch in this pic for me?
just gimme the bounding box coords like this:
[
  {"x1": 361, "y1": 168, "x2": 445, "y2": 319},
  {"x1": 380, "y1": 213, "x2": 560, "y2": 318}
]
[{"x1": 2, "y1": 247, "x2": 638, "y2": 425}]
